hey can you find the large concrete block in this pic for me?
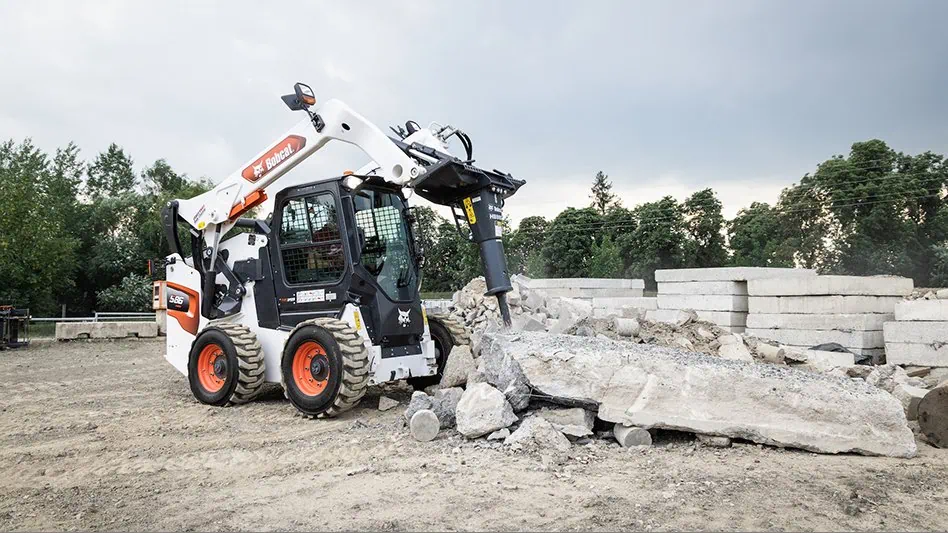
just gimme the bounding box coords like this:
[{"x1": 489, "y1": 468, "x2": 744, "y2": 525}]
[
  {"x1": 655, "y1": 267, "x2": 816, "y2": 283},
  {"x1": 885, "y1": 342, "x2": 948, "y2": 367},
  {"x1": 657, "y1": 294, "x2": 748, "y2": 312},
  {"x1": 90, "y1": 321, "x2": 159, "y2": 339},
  {"x1": 529, "y1": 278, "x2": 645, "y2": 289},
  {"x1": 746, "y1": 328, "x2": 884, "y2": 349},
  {"x1": 748, "y1": 295, "x2": 903, "y2": 315},
  {"x1": 894, "y1": 300, "x2": 948, "y2": 321},
  {"x1": 782, "y1": 345, "x2": 885, "y2": 359},
  {"x1": 746, "y1": 313, "x2": 892, "y2": 331},
  {"x1": 748, "y1": 275, "x2": 914, "y2": 297},
  {"x1": 538, "y1": 287, "x2": 644, "y2": 298},
  {"x1": 646, "y1": 309, "x2": 747, "y2": 327},
  {"x1": 658, "y1": 281, "x2": 748, "y2": 295},
  {"x1": 55, "y1": 322, "x2": 94, "y2": 340},
  {"x1": 883, "y1": 321, "x2": 948, "y2": 344},
  {"x1": 479, "y1": 331, "x2": 916, "y2": 457},
  {"x1": 591, "y1": 297, "x2": 657, "y2": 310}
]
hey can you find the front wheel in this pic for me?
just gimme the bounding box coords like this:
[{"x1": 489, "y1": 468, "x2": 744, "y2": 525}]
[
  {"x1": 281, "y1": 318, "x2": 370, "y2": 418},
  {"x1": 187, "y1": 324, "x2": 265, "y2": 406}
]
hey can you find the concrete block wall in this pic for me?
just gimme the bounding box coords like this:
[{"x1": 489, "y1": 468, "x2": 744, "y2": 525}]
[
  {"x1": 519, "y1": 277, "x2": 650, "y2": 318},
  {"x1": 648, "y1": 267, "x2": 817, "y2": 332},
  {"x1": 56, "y1": 321, "x2": 159, "y2": 340},
  {"x1": 884, "y1": 298, "x2": 948, "y2": 367},
  {"x1": 746, "y1": 275, "x2": 913, "y2": 362}
]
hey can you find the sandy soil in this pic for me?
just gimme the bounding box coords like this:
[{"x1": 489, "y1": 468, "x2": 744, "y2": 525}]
[{"x1": 2, "y1": 339, "x2": 948, "y2": 532}]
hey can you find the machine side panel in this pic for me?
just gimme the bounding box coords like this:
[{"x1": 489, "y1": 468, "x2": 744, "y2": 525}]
[{"x1": 164, "y1": 259, "x2": 204, "y2": 377}]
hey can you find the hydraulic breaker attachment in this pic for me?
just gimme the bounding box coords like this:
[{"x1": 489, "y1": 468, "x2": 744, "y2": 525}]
[{"x1": 400, "y1": 140, "x2": 525, "y2": 327}]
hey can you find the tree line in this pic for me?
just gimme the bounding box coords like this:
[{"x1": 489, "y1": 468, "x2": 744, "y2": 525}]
[{"x1": 1, "y1": 137, "x2": 945, "y2": 315}]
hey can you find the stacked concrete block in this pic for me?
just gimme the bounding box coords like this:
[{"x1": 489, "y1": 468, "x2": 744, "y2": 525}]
[
  {"x1": 884, "y1": 298, "x2": 948, "y2": 367},
  {"x1": 56, "y1": 321, "x2": 159, "y2": 340},
  {"x1": 649, "y1": 267, "x2": 817, "y2": 333},
  {"x1": 528, "y1": 278, "x2": 645, "y2": 299},
  {"x1": 746, "y1": 275, "x2": 914, "y2": 362}
]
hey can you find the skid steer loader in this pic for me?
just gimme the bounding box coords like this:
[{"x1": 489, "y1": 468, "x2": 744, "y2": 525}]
[{"x1": 160, "y1": 83, "x2": 523, "y2": 417}]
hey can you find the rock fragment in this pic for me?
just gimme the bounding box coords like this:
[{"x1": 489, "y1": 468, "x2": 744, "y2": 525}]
[
  {"x1": 378, "y1": 395, "x2": 399, "y2": 411},
  {"x1": 614, "y1": 424, "x2": 652, "y2": 448},
  {"x1": 536, "y1": 407, "x2": 594, "y2": 438},
  {"x1": 504, "y1": 416, "x2": 571, "y2": 453},
  {"x1": 440, "y1": 345, "x2": 475, "y2": 388},
  {"x1": 456, "y1": 383, "x2": 518, "y2": 438},
  {"x1": 410, "y1": 410, "x2": 440, "y2": 442}
]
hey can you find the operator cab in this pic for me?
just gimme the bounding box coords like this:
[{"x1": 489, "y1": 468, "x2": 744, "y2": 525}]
[{"x1": 258, "y1": 176, "x2": 426, "y2": 349}]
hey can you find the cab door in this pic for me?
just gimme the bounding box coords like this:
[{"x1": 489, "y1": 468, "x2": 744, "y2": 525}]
[{"x1": 270, "y1": 183, "x2": 351, "y2": 327}]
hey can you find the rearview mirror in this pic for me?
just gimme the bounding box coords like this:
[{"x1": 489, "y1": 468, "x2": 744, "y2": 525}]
[{"x1": 281, "y1": 82, "x2": 317, "y2": 111}]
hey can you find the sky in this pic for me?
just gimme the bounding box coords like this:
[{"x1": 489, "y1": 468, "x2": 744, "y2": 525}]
[{"x1": 1, "y1": 0, "x2": 946, "y2": 223}]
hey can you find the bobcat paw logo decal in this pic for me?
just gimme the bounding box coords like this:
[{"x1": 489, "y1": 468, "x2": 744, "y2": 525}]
[
  {"x1": 252, "y1": 163, "x2": 264, "y2": 178},
  {"x1": 398, "y1": 309, "x2": 411, "y2": 327}
]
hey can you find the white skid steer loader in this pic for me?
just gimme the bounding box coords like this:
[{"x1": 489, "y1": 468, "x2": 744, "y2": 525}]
[{"x1": 160, "y1": 83, "x2": 524, "y2": 417}]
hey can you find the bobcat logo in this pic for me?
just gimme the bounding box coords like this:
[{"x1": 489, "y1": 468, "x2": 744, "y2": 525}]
[
  {"x1": 397, "y1": 309, "x2": 411, "y2": 327},
  {"x1": 253, "y1": 163, "x2": 264, "y2": 178}
]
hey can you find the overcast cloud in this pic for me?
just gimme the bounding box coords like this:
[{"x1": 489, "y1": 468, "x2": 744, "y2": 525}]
[{"x1": 1, "y1": 0, "x2": 945, "y2": 222}]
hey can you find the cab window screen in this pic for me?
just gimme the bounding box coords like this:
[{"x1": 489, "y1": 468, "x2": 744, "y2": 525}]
[{"x1": 279, "y1": 194, "x2": 344, "y2": 285}]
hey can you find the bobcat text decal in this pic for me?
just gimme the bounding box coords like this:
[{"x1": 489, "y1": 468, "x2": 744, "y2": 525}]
[{"x1": 241, "y1": 135, "x2": 307, "y2": 182}]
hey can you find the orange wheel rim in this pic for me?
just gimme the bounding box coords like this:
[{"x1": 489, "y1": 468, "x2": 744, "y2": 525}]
[
  {"x1": 293, "y1": 341, "x2": 330, "y2": 397},
  {"x1": 197, "y1": 343, "x2": 226, "y2": 393}
]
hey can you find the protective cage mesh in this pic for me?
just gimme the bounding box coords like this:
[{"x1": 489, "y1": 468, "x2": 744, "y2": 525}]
[
  {"x1": 355, "y1": 206, "x2": 409, "y2": 276},
  {"x1": 279, "y1": 195, "x2": 345, "y2": 285}
]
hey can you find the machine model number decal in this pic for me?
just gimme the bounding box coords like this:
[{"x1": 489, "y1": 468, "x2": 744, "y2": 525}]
[
  {"x1": 166, "y1": 287, "x2": 190, "y2": 312},
  {"x1": 296, "y1": 289, "x2": 325, "y2": 303},
  {"x1": 241, "y1": 135, "x2": 307, "y2": 183},
  {"x1": 462, "y1": 197, "x2": 476, "y2": 225}
]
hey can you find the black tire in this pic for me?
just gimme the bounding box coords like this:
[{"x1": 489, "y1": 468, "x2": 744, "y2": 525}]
[
  {"x1": 188, "y1": 323, "x2": 266, "y2": 406},
  {"x1": 281, "y1": 318, "x2": 370, "y2": 418},
  {"x1": 408, "y1": 313, "x2": 470, "y2": 390}
]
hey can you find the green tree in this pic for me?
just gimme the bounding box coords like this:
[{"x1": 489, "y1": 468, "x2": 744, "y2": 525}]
[
  {"x1": 86, "y1": 143, "x2": 136, "y2": 198},
  {"x1": 588, "y1": 235, "x2": 624, "y2": 277},
  {"x1": 602, "y1": 204, "x2": 636, "y2": 242},
  {"x1": 683, "y1": 188, "x2": 728, "y2": 267},
  {"x1": 0, "y1": 139, "x2": 79, "y2": 314},
  {"x1": 508, "y1": 215, "x2": 549, "y2": 274},
  {"x1": 541, "y1": 207, "x2": 603, "y2": 277},
  {"x1": 619, "y1": 196, "x2": 687, "y2": 288},
  {"x1": 590, "y1": 171, "x2": 618, "y2": 215},
  {"x1": 96, "y1": 272, "x2": 152, "y2": 312},
  {"x1": 931, "y1": 242, "x2": 948, "y2": 287},
  {"x1": 728, "y1": 202, "x2": 794, "y2": 267}
]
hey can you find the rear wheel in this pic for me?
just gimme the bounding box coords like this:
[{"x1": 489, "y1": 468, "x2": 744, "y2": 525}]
[
  {"x1": 408, "y1": 313, "x2": 470, "y2": 390},
  {"x1": 188, "y1": 324, "x2": 265, "y2": 406},
  {"x1": 281, "y1": 318, "x2": 370, "y2": 418}
]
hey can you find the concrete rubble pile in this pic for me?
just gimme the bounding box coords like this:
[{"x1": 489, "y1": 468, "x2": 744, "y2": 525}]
[{"x1": 747, "y1": 275, "x2": 913, "y2": 364}]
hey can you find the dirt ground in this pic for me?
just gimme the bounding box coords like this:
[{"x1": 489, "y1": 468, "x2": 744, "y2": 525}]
[{"x1": 2, "y1": 339, "x2": 948, "y2": 532}]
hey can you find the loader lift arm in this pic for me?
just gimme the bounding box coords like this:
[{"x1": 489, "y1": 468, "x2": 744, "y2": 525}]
[{"x1": 162, "y1": 82, "x2": 523, "y2": 326}]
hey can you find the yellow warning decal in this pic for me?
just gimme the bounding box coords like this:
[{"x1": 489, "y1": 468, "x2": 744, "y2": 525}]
[
  {"x1": 463, "y1": 197, "x2": 476, "y2": 225},
  {"x1": 421, "y1": 307, "x2": 428, "y2": 325},
  {"x1": 353, "y1": 310, "x2": 362, "y2": 331}
]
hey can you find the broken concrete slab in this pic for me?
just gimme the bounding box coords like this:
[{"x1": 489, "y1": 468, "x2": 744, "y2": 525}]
[
  {"x1": 478, "y1": 331, "x2": 916, "y2": 457},
  {"x1": 746, "y1": 313, "x2": 892, "y2": 331},
  {"x1": 591, "y1": 296, "x2": 658, "y2": 310},
  {"x1": 747, "y1": 275, "x2": 914, "y2": 297},
  {"x1": 658, "y1": 281, "x2": 748, "y2": 295},
  {"x1": 378, "y1": 396, "x2": 399, "y2": 411},
  {"x1": 883, "y1": 321, "x2": 948, "y2": 343},
  {"x1": 645, "y1": 309, "x2": 747, "y2": 328},
  {"x1": 802, "y1": 349, "x2": 857, "y2": 371},
  {"x1": 529, "y1": 278, "x2": 645, "y2": 289},
  {"x1": 894, "y1": 300, "x2": 948, "y2": 321},
  {"x1": 749, "y1": 296, "x2": 902, "y2": 315},
  {"x1": 613, "y1": 424, "x2": 652, "y2": 448},
  {"x1": 504, "y1": 416, "x2": 571, "y2": 453},
  {"x1": 745, "y1": 328, "x2": 884, "y2": 349},
  {"x1": 885, "y1": 342, "x2": 948, "y2": 367},
  {"x1": 718, "y1": 335, "x2": 753, "y2": 362},
  {"x1": 440, "y1": 345, "x2": 476, "y2": 388},
  {"x1": 657, "y1": 294, "x2": 748, "y2": 312},
  {"x1": 655, "y1": 267, "x2": 817, "y2": 283},
  {"x1": 455, "y1": 383, "x2": 518, "y2": 438},
  {"x1": 536, "y1": 407, "x2": 594, "y2": 437},
  {"x1": 892, "y1": 382, "x2": 927, "y2": 421},
  {"x1": 513, "y1": 315, "x2": 546, "y2": 333}
]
